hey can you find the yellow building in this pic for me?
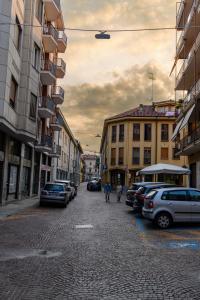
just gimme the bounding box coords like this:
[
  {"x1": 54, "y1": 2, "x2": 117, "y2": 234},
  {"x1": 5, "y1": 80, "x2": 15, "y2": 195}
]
[{"x1": 100, "y1": 100, "x2": 188, "y2": 188}]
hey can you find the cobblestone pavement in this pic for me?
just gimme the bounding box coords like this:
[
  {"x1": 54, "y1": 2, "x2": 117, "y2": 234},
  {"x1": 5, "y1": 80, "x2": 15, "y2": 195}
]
[{"x1": 1, "y1": 183, "x2": 200, "y2": 299}]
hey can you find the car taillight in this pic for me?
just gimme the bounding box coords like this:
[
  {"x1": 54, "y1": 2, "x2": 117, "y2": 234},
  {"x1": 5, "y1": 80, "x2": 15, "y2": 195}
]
[{"x1": 148, "y1": 201, "x2": 154, "y2": 209}]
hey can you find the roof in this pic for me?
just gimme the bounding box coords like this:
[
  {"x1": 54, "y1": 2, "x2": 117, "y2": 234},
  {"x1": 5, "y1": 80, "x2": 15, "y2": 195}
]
[{"x1": 106, "y1": 104, "x2": 175, "y2": 121}]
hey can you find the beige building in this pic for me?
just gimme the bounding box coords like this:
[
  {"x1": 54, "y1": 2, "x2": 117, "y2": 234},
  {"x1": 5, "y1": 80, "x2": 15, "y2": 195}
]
[
  {"x1": 100, "y1": 101, "x2": 188, "y2": 188},
  {"x1": 172, "y1": 0, "x2": 200, "y2": 188},
  {"x1": 0, "y1": 0, "x2": 68, "y2": 204},
  {"x1": 52, "y1": 108, "x2": 83, "y2": 184}
]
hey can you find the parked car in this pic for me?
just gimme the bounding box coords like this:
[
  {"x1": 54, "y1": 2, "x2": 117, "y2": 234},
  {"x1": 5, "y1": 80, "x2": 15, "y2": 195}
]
[
  {"x1": 87, "y1": 180, "x2": 101, "y2": 191},
  {"x1": 133, "y1": 183, "x2": 177, "y2": 212},
  {"x1": 142, "y1": 187, "x2": 200, "y2": 229},
  {"x1": 55, "y1": 180, "x2": 76, "y2": 200},
  {"x1": 40, "y1": 183, "x2": 70, "y2": 207},
  {"x1": 126, "y1": 182, "x2": 163, "y2": 208}
]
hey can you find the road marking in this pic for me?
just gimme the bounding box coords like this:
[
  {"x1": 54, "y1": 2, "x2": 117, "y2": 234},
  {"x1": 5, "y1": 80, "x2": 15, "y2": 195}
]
[{"x1": 75, "y1": 224, "x2": 94, "y2": 229}]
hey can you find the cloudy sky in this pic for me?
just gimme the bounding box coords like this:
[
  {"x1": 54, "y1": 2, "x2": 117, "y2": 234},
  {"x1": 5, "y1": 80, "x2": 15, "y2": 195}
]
[{"x1": 60, "y1": 0, "x2": 177, "y2": 152}]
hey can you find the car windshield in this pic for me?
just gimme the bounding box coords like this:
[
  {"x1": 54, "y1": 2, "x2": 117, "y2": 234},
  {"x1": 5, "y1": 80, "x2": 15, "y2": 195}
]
[{"x1": 44, "y1": 184, "x2": 64, "y2": 192}]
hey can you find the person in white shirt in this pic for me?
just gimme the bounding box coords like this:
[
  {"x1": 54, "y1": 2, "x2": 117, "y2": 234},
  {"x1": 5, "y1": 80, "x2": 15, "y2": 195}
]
[{"x1": 116, "y1": 184, "x2": 123, "y2": 202}]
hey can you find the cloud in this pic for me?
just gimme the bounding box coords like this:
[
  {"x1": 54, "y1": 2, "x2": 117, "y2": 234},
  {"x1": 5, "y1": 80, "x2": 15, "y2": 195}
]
[{"x1": 62, "y1": 62, "x2": 174, "y2": 150}]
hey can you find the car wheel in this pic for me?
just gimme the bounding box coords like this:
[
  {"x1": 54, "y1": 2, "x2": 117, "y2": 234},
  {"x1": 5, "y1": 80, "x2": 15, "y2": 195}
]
[{"x1": 154, "y1": 212, "x2": 172, "y2": 229}]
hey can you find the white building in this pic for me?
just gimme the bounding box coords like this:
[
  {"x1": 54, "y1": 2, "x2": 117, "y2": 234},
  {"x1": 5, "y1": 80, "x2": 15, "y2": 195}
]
[
  {"x1": 0, "y1": 0, "x2": 69, "y2": 205},
  {"x1": 82, "y1": 154, "x2": 100, "y2": 181}
]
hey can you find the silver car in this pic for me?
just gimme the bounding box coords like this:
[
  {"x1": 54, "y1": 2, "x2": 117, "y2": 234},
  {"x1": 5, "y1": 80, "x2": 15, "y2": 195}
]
[
  {"x1": 142, "y1": 187, "x2": 200, "y2": 229},
  {"x1": 55, "y1": 180, "x2": 75, "y2": 200},
  {"x1": 40, "y1": 183, "x2": 70, "y2": 207}
]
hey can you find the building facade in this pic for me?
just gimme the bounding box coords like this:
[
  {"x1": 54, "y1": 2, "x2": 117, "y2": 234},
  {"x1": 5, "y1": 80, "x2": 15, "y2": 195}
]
[
  {"x1": 0, "y1": 0, "x2": 76, "y2": 205},
  {"x1": 100, "y1": 101, "x2": 188, "y2": 188},
  {"x1": 172, "y1": 0, "x2": 200, "y2": 188},
  {"x1": 81, "y1": 154, "x2": 100, "y2": 181},
  {"x1": 52, "y1": 108, "x2": 83, "y2": 185}
]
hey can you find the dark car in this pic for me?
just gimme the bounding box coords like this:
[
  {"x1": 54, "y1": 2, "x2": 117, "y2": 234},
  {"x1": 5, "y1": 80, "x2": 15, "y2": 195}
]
[
  {"x1": 40, "y1": 183, "x2": 70, "y2": 207},
  {"x1": 133, "y1": 183, "x2": 177, "y2": 212},
  {"x1": 87, "y1": 180, "x2": 101, "y2": 191},
  {"x1": 126, "y1": 182, "x2": 163, "y2": 208}
]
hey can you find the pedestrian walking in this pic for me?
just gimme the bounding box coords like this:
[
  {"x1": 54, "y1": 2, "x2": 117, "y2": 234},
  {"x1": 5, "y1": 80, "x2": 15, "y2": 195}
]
[
  {"x1": 104, "y1": 182, "x2": 112, "y2": 202},
  {"x1": 116, "y1": 184, "x2": 123, "y2": 202}
]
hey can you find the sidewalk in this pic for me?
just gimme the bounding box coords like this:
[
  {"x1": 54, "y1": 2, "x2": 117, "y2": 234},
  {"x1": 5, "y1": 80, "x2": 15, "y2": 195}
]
[{"x1": 0, "y1": 197, "x2": 39, "y2": 220}]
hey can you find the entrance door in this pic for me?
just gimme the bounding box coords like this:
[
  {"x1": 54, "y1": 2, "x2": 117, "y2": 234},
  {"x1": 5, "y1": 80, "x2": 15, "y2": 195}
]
[
  {"x1": 7, "y1": 164, "x2": 19, "y2": 201},
  {"x1": 190, "y1": 163, "x2": 196, "y2": 188}
]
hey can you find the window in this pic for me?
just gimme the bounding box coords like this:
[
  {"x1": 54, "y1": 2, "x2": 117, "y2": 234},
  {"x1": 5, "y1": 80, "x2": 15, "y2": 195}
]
[
  {"x1": 118, "y1": 147, "x2": 124, "y2": 165},
  {"x1": 111, "y1": 148, "x2": 116, "y2": 165},
  {"x1": 144, "y1": 148, "x2": 151, "y2": 165},
  {"x1": 132, "y1": 147, "x2": 140, "y2": 164},
  {"x1": 133, "y1": 123, "x2": 140, "y2": 141},
  {"x1": 161, "y1": 147, "x2": 168, "y2": 160},
  {"x1": 13, "y1": 16, "x2": 22, "y2": 52},
  {"x1": 144, "y1": 124, "x2": 151, "y2": 141},
  {"x1": 161, "y1": 124, "x2": 169, "y2": 141},
  {"x1": 161, "y1": 190, "x2": 187, "y2": 201},
  {"x1": 33, "y1": 43, "x2": 41, "y2": 71},
  {"x1": 172, "y1": 148, "x2": 180, "y2": 160},
  {"x1": 29, "y1": 93, "x2": 37, "y2": 120},
  {"x1": 35, "y1": 0, "x2": 43, "y2": 24},
  {"x1": 189, "y1": 190, "x2": 200, "y2": 201},
  {"x1": 10, "y1": 76, "x2": 18, "y2": 109},
  {"x1": 119, "y1": 124, "x2": 124, "y2": 142},
  {"x1": 111, "y1": 125, "x2": 117, "y2": 143}
]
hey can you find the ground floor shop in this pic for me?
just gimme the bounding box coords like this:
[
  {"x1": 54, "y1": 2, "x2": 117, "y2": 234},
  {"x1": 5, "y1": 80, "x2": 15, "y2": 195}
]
[{"x1": 188, "y1": 152, "x2": 200, "y2": 189}]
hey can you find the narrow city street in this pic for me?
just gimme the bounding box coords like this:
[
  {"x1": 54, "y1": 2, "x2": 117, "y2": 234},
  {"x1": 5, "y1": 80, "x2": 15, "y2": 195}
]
[{"x1": 1, "y1": 184, "x2": 200, "y2": 299}]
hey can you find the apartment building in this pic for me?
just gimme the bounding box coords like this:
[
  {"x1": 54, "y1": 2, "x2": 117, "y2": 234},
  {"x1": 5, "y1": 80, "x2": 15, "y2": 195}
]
[
  {"x1": 52, "y1": 108, "x2": 83, "y2": 185},
  {"x1": 0, "y1": 0, "x2": 68, "y2": 205},
  {"x1": 173, "y1": 0, "x2": 200, "y2": 188},
  {"x1": 82, "y1": 154, "x2": 100, "y2": 181},
  {"x1": 100, "y1": 100, "x2": 188, "y2": 188}
]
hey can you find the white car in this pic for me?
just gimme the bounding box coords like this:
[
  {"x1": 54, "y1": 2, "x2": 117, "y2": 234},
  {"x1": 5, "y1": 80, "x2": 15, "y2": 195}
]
[{"x1": 55, "y1": 180, "x2": 75, "y2": 200}]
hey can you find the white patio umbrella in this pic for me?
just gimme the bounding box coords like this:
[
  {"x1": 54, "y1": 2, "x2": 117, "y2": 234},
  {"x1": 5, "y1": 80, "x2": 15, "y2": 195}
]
[{"x1": 137, "y1": 163, "x2": 190, "y2": 176}]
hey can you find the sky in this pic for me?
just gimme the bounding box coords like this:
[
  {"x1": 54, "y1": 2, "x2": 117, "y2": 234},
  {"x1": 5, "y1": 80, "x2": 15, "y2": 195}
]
[{"x1": 60, "y1": 0, "x2": 177, "y2": 152}]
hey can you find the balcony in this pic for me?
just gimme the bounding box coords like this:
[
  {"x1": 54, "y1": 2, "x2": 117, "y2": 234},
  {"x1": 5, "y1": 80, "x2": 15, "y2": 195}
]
[
  {"x1": 183, "y1": 78, "x2": 200, "y2": 111},
  {"x1": 35, "y1": 135, "x2": 53, "y2": 153},
  {"x1": 51, "y1": 86, "x2": 64, "y2": 105},
  {"x1": 176, "y1": 31, "x2": 200, "y2": 90},
  {"x1": 41, "y1": 59, "x2": 56, "y2": 85},
  {"x1": 55, "y1": 58, "x2": 66, "y2": 78},
  {"x1": 43, "y1": 0, "x2": 60, "y2": 22},
  {"x1": 177, "y1": 0, "x2": 193, "y2": 30},
  {"x1": 38, "y1": 96, "x2": 55, "y2": 118},
  {"x1": 176, "y1": 0, "x2": 200, "y2": 59},
  {"x1": 43, "y1": 24, "x2": 58, "y2": 53},
  {"x1": 50, "y1": 117, "x2": 62, "y2": 131},
  {"x1": 57, "y1": 31, "x2": 67, "y2": 53},
  {"x1": 49, "y1": 144, "x2": 61, "y2": 158},
  {"x1": 177, "y1": 126, "x2": 200, "y2": 155}
]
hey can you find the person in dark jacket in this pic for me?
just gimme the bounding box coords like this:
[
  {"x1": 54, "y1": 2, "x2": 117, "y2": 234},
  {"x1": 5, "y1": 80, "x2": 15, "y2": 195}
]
[{"x1": 104, "y1": 182, "x2": 112, "y2": 202}]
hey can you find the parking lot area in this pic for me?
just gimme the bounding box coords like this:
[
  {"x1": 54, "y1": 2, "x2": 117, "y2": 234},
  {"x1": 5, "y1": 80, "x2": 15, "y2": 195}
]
[{"x1": 131, "y1": 211, "x2": 200, "y2": 250}]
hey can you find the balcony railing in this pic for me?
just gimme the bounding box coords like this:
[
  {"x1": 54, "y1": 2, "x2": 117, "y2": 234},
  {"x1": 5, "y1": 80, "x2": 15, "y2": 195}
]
[
  {"x1": 179, "y1": 126, "x2": 200, "y2": 151},
  {"x1": 41, "y1": 59, "x2": 56, "y2": 76},
  {"x1": 183, "y1": 78, "x2": 200, "y2": 106},
  {"x1": 37, "y1": 135, "x2": 53, "y2": 148},
  {"x1": 55, "y1": 58, "x2": 66, "y2": 71},
  {"x1": 43, "y1": 24, "x2": 58, "y2": 41},
  {"x1": 58, "y1": 31, "x2": 67, "y2": 44},
  {"x1": 51, "y1": 144, "x2": 61, "y2": 156},
  {"x1": 176, "y1": 1, "x2": 185, "y2": 28},
  {"x1": 52, "y1": 86, "x2": 64, "y2": 98},
  {"x1": 39, "y1": 96, "x2": 55, "y2": 111}
]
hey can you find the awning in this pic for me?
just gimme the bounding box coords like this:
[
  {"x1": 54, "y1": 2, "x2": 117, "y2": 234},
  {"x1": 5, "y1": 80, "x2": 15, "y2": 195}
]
[
  {"x1": 179, "y1": 104, "x2": 195, "y2": 131},
  {"x1": 137, "y1": 163, "x2": 191, "y2": 176},
  {"x1": 171, "y1": 117, "x2": 184, "y2": 141}
]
